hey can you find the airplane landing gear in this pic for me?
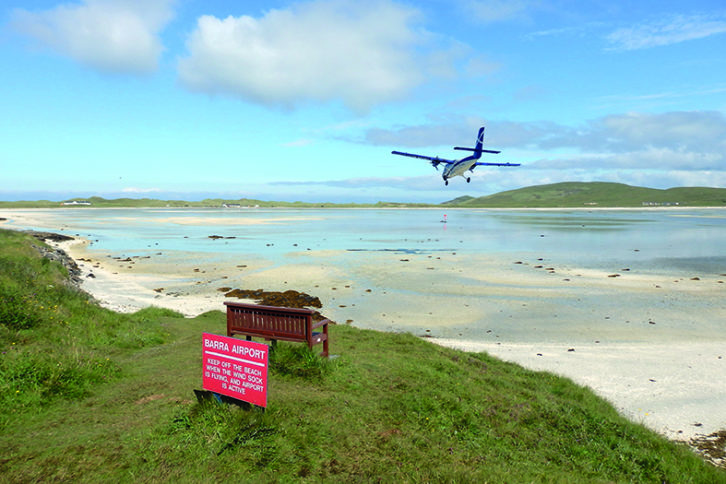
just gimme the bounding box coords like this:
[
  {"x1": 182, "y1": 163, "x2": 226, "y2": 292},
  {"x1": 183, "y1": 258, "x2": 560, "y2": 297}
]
[
  {"x1": 466, "y1": 177, "x2": 471, "y2": 183},
  {"x1": 445, "y1": 179, "x2": 449, "y2": 186}
]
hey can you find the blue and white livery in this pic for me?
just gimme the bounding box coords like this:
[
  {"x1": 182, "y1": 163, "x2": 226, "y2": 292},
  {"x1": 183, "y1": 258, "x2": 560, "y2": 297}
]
[{"x1": 391, "y1": 126, "x2": 520, "y2": 186}]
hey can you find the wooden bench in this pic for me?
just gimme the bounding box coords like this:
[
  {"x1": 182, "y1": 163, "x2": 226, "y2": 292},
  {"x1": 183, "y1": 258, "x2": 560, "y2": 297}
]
[{"x1": 224, "y1": 301, "x2": 330, "y2": 357}]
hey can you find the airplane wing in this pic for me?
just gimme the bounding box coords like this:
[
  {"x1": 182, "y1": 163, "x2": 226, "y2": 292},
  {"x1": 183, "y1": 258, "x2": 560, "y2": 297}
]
[
  {"x1": 454, "y1": 147, "x2": 501, "y2": 154},
  {"x1": 391, "y1": 150, "x2": 454, "y2": 171},
  {"x1": 391, "y1": 151, "x2": 453, "y2": 164},
  {"x1": 473, "y1": 162, "x2": 521, "y2": 167}
]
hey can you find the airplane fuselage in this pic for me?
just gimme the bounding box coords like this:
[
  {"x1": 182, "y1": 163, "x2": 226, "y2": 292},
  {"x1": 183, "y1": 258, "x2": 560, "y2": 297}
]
[
  {"x1": 442, "y1": 156, "x2": 477, "y2": 184},
  {"x1": 391, "y1": 126, "x2": 519, "y2": 186}
]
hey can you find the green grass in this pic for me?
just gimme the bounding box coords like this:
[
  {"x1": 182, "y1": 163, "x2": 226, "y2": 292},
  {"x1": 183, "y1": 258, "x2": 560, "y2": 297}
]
[
  {"x1": 1, "y1": 228, "x2": 724, "y2": 482},
  {"x1": 0, "y1": 229, "x2": 172, "y2": 426},
  {"x1": 448, "y1": 182, "x2": 726, "y2": 208}
]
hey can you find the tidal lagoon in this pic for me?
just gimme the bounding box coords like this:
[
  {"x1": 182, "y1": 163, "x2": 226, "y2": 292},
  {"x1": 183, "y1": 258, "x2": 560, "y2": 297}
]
[{"x1": 3, "y1": 207, "x2": 725, "y2": 441}]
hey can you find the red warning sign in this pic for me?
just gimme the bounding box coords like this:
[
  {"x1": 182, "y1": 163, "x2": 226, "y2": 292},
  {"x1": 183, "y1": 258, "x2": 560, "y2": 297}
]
[{"x1": 202, "y1": 333, "x2": 269, "y2": 408}]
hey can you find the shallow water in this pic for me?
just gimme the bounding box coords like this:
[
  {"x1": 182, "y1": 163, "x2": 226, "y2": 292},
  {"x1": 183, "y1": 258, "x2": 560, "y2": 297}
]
[
  {"x1": 7, "y1": 207, "x2": 726, "y2": 340},
  {"x1": 7, "y1": 207, "x2": 726, "y2": 276},
  {"x1": 8, "y1": 208, "x2": 725, "y2": 440}
]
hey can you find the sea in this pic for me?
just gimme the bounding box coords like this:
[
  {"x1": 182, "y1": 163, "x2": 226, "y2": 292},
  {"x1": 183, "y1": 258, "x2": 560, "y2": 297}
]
[{"x1": 7, "y1": 207, "x2": 726, "y2": 276}]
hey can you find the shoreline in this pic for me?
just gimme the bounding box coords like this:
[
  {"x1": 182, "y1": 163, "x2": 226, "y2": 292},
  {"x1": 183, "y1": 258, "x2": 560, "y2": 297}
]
[
  {"x1": 2, "y1": 209, "x2": 725, "y2": 447},
  {"x1": 58, "y1": 238, "x2": 231, "y2": 317},
  {"x1": 3, "y1": 205, "x2": 726, "y2": 213},
  {"x1": 433, "y1": 338, "x2": 725, "y2": 443},
  {"x1": 53, "y1": 235, "x2": 726, "y2": 444}
]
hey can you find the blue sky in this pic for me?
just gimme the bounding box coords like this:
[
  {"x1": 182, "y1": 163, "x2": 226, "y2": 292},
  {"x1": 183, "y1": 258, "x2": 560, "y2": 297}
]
[{"x1": 2, "y1": 0, "x2": 725, "y2": 203}]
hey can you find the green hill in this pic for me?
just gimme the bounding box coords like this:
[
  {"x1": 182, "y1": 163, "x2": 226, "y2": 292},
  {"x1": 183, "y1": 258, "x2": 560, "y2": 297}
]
[
  {"x1": 446, "y1": 182, "x2": 726, "y2": 208},
  {"x1": 441, "y1": 195, "x2": 476, "y2": 206}
]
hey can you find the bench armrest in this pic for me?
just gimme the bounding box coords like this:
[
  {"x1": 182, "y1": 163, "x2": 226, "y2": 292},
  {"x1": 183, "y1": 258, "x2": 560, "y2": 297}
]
[{"x1": 312, "y1": 319, "x2": 330, "y2": 329}]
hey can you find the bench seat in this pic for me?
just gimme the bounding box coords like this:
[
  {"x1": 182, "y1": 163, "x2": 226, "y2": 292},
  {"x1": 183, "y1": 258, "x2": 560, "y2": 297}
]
[{"x1": 224, "y1": 301, "x2": 329, "y2": 357}]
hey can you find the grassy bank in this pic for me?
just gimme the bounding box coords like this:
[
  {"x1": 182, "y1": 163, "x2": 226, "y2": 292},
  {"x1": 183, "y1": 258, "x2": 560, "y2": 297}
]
[
  {"x1": 448, "y1": 182, "x2": 726, "y2": 208},
  {"x1": 1, "y1": 228, "x2": 724, "y2": 482}
]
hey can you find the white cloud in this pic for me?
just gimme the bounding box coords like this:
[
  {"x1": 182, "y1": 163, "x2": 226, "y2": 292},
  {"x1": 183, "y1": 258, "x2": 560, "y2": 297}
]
[
  {"x1": 177, "y1": 0, "x2": 455, "y2": 111},
  {"x1": 660, "y1": 170, "x2": 726, "y2": 188},
  {"x1": 607, "y1": 13, "x2": 726, "y2": 50},
  {"x1": 617, "y1": 147, "x2": 724, "y2": 170},
  {"x1": 540, "y1": 111, "x2": 726, "y2": 157},
  {"x1": 364, "y1": 120, "x2": 485, "y2": 147},
  {"x1": 363, "y1": 111, "x2": 726, "y2": 178},
  {"x1": 12, "y1": 0, "x2": 174, "y2": 74},
  {"x1": 597, "y1": 111, "x2": 726, "y2": 150},
  {"x1": 363, "y1": 119, "x2": 556, "y2": 148}
]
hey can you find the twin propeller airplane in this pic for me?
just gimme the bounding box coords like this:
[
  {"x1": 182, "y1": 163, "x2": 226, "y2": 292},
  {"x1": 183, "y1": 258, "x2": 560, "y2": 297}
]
[{"x1": 391, "y1": 126, "x2": 520, "y2": 185}]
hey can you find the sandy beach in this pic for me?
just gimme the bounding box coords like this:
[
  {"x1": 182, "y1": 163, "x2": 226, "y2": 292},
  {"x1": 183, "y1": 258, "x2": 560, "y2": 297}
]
[
  {"x1": 436, "y1": 339, "x2": 725, "y2": 442},
  {"x1": 3, "y1": 209, "x2": 725, "y2": 446}
]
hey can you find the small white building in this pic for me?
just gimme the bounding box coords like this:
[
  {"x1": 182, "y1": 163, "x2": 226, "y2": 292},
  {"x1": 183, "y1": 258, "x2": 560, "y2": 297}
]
[{"x1": 61, "y1": 200, "x2": 92, "y2": 206}]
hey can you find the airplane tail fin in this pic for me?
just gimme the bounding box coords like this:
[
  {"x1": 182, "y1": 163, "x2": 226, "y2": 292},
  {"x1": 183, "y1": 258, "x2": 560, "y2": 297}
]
[
  {"x1": 473, "y1": 126, "x2": 485, "y2": 158},
  {"x1": 453, "y1": 127, "x2": 498, "y2": 158}
]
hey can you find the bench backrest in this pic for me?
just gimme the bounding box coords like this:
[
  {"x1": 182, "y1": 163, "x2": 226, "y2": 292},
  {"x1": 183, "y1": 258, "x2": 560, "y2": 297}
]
[{"x1": 224, "y1": 302, "x2": 313, "y2": 340}]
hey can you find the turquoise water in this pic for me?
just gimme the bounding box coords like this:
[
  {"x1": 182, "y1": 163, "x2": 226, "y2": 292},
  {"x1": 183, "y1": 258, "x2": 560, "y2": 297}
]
[
  {"x1": 8, "y1": 208, "x2": 726, "y2": 276},
  {"x1": 6, "y1": 207, "x2": 726, "y2": 345}
]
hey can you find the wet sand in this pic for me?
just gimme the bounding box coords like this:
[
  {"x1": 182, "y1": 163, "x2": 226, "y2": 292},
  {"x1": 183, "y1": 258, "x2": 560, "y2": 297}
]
[{"x1": 3, "y1": 210, "x2": 725, "y2": 444}]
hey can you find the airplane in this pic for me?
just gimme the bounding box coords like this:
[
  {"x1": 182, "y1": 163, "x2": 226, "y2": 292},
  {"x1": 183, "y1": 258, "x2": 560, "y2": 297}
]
[{"x1": 391, "y1": 126, "x2": 520, "y2": 185}]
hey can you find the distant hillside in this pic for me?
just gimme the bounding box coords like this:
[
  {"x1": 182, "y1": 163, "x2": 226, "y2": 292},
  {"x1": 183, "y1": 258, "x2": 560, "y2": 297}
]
[
  {"x1": 441, "y1": 195, "x2": 475, "y2": 206},
  {"x1": 2, "y1": 183, "x2": 726, "y2": 209},
  {"x1": 0, "y1": 197, "x2": 393, "y2": 209},
  {"x1": 445, "y1": 182, "x2": 726, "y2": 208}
]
